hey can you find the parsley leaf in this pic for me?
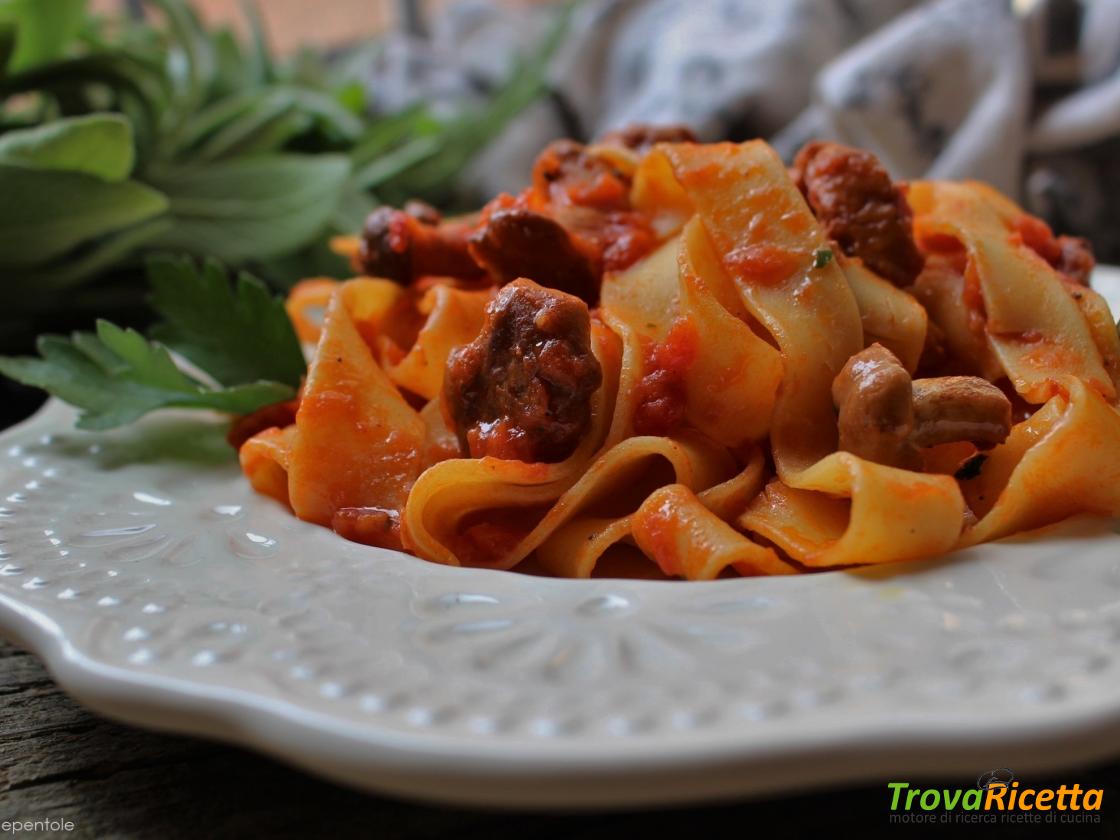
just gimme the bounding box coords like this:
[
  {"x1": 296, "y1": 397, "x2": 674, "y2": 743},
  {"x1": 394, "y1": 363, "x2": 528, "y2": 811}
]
[
  {"x1": 147, "y1": 255, "x2": 305, "y2": 388},
  {"x1": 0, "y1": 320, "x2": 294, "y2": 430},
  {"x1": 0, "y1": 257, "x2": 305, "y2": 429},
  {"x1": 813, "y1": 248, "x2": 834, "y2": 269}
]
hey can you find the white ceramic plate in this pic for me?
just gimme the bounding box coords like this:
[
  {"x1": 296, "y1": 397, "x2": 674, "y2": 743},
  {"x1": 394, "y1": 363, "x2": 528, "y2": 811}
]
[{"x1": 1, "y1": 269, "x2": 1119, "y2": 809}]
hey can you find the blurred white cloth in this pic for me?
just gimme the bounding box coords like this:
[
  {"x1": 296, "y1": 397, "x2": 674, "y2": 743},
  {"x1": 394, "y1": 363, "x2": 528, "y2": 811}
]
[{"x1": 365, "y1": 0, "x2": 1120, "y2": 260}]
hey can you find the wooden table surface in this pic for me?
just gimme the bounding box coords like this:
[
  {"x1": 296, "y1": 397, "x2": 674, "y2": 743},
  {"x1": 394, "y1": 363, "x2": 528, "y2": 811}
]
[{"x1": 1, "y1": 386, "x2": 1119, "y2": 838}]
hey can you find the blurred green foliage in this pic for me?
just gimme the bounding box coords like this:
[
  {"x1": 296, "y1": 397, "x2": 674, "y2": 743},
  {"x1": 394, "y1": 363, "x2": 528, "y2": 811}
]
[{"x1": 0, "y1": 0, "x2": 562, "y2": 352}]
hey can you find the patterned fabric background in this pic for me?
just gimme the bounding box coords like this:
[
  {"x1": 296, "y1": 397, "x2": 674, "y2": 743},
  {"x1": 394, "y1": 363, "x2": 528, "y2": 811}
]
[{"x1": 364, "y1": 0, "x2": 1120, "y2": 262}]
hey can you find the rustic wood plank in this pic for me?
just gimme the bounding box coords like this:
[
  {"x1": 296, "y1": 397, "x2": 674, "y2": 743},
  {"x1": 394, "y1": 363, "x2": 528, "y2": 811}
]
[{"x1": 0, "y1": 639, "x2": 504, "y2": 838}]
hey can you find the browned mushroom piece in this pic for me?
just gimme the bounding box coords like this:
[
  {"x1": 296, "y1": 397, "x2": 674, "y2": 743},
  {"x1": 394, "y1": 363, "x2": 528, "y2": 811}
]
[
  {"x1": 357, "y1": 206, "x2": 483, "y2": 284},
  {"x1": 793, "y1": 141, "x2": 925, "y2": 287},
  {"x1": 910, "y1": 377, "x2": 1013, "y2": 449},
  {"x1": 468, "y1": 207, "x2": 600, "y2": 304},
  {"x1": 832, "y1": 344, "x2": 921, "y2": 470},
  {"x1": 599, "y1": 123, "x2": 699, "y2": 154},
  {"x1": 443, "y1": 279, "x2": 602, "y2": 463},
  {"x1": 832, "y1": 344, "x2": 1013, "y2": 469}
]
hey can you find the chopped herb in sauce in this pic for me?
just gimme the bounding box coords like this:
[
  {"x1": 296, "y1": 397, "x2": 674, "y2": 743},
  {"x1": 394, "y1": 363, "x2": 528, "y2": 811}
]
[{"x1": 954, "y1": 454, "x2": 988, "y2": 481}]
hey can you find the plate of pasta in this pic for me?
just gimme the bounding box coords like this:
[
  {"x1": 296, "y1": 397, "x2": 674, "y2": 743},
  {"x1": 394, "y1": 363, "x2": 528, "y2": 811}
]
[{"x1": 1, "y1": 130, "x2": 1120, "y2": 807}]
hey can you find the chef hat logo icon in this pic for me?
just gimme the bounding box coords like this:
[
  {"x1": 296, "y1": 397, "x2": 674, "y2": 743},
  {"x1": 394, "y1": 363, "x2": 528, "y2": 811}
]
[{"x1": 978, "y1": 768, "x2": 1015, "y2": 790}]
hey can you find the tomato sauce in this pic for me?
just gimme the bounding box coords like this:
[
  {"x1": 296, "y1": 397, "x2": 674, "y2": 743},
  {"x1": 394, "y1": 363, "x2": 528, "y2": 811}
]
[
  {"x1": 632, "y1": 317, "x2": 699, "y2": 436},
  {"x1": 331, "y1": 506, "x2": 403, "y2": 551},
  {"x1": 452, "y1": 507, "x2": 543, "y2": 567},
  {"x1": 637, "y1": 495, "x2": 684, "y2": 578},
  {"x1": 1013, "y1": 215, "x2": 1060, "y2": 263},
  {"x1": 598, "y1": 214, "x2": 656, "y2": 272},
  {"x1": 725, "y1": 243, "x2": 802, "y2": 286}
]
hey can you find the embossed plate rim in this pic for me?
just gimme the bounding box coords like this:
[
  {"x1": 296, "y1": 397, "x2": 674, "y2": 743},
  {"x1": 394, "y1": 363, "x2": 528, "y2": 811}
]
[{"x1": 7, "y1": 594, "x2": 1120, "y2": 809}]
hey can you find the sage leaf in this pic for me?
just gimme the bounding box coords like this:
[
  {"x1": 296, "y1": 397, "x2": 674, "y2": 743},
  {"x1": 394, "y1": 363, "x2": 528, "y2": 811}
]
[
  {"x1": 0, "y1": 164, "x2": 168, "y2": 267},
  {"x1": 145, "y1": 153, "x2": 350, "y2": 260},
  {"x1": 0, "y1": 114, "x2": 135, "y2": 181}
]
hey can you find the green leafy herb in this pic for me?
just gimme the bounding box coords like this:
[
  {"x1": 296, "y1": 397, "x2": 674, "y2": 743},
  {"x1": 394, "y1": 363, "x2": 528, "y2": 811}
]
[
  {"x1": 954, "y1": 454, "x2": 988, "y2": 481},
  {"x1": 0, "y1": 114, "x2": 134, "y2": 180},
  {"x1": 0, "y1": 320, "x2": 294, "y2": 430},
  {"x1": 143, "y1": 154, "x2": 351, "y2": 261},
  {"x1": 0, "y1": 0, "x2": 87, "y2": 73},
  {"x1": 10, "y1": 216, "x2": 172, "y2": 297},
  {"x1": 813, "y1": 248, "x2": 834, "y2": 269},
  {"x1": 0, "y1": 257, "x2": 304, "y2": 428},
  {"x1": 0, "y1": 22, "x2": 17, "y2": 76},
  {"x1": 147, "y1": 256, "x2": 305, "y2": 387},
  {"x1": 238, "y1": 0, "x2": 274, "y2": 86},
  {"x1": 0, "y1": 0, "x2": 562, "y2": 337},
  {"x1": 0, "y1": 164, "x2": 168, "y2": 267}
]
